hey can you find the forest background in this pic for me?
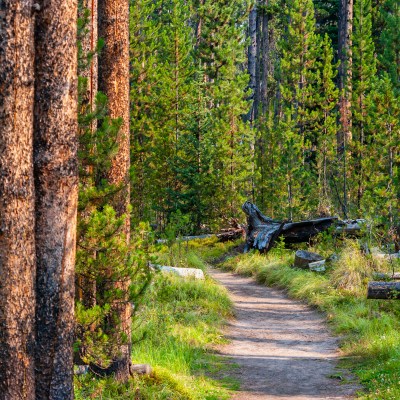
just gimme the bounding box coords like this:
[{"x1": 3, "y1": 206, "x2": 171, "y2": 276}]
[{"x1": 128, "y1": 0, "x2": 399, "y2": 232}]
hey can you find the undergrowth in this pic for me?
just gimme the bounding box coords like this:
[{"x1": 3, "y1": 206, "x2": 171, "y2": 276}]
[
  {"x1": 212, "y1": 237, "x2": 400, "y2": 400},
  {"x1": 75, "y1": 237, "x2": 237, "y2": 399}
]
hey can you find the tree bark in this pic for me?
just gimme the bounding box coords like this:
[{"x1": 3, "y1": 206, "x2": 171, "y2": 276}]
[
  {"x1": 98, "y1": 0, "x2": 132, "y2": 381},
  {"x1": 0, "y1": 2, "x2": 36, "y2": 398},
  {"x1": 33, "y1": 0, "x2": 78, "y2": 398}
]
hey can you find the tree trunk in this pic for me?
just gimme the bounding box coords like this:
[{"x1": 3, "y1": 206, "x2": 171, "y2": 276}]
[
  {"x1": 33, "y1": 0, "x2": 78, "y2": 398},
  {"x1": 247, "y1": 4, "x2": 257, "y2": 122},
  {"x1": 337, "y1": 0, "x2": 353, "y2": 152},
  {"x1": 98, "y1": 0, "x2": 132, "y2": 381},
  {"x1": 0, "y1": 2, "x2": 36, "y2": 398},
  {"x1": 254, "y1": 1, "x2": 262, "y2": 121},
  {"x1": 260, "y1": 0, "x2": 269, "y2": 116},
  {"x1": 80, "y1": 0, "x2": 98, "y2": 116}
]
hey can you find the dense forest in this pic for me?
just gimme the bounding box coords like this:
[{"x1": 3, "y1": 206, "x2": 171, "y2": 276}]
[{"x1": 0, "y1": 0, "x2": 399, "y2": 399}]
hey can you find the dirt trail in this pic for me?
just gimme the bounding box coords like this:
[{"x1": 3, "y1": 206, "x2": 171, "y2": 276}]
[{"x1": 208, "y1": 268, "x2": 360, "y2": 400}]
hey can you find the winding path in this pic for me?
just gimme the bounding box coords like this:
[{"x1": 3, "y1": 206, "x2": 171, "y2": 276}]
[{"x1": 208, "y1": 268, "x2": 360, "y2": 400}]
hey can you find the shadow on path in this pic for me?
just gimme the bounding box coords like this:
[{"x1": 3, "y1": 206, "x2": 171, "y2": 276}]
[{"x1": 208, "y1": 268, "x2": 361, "y2": 400}]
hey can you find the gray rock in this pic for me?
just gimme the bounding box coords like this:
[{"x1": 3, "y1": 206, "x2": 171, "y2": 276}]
[{"x1": 294, "y1": 250, "x2": 324, "y2": 269}]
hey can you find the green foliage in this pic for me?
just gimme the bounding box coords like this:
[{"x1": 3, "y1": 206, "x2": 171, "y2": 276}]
[{"x1": 76, "y1": 6, "x2": 153, "y2": 369}]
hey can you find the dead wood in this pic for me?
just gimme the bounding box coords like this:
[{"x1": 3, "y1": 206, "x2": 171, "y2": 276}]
[{"x1": 242, "y1": 201, "x2": 338, "y2": 252}]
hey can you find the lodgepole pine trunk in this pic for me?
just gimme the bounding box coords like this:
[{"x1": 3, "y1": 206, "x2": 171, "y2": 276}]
[
  {"x1": 337, "y1": 0, "x2": 353, "y2": 152},
  {"x1": 337, "y1": 0, "x2": 353, "y2": 218},
  {"x1": 247, "y1": 4, "x2": 257, "y2": 122},
  {"x1": 33, "y1": 0, "x2": 78, "y2": 398},
  {"x1": 254, "y1": 0, "x2": 262, "y2": 121},
  {"x1": 98, "y1": 0, "x2": 132, "y2": 381},
  {"x1": 260, "y1": 0, "x2": 269, "y2": 116},
  {"x1": 0, "y1": 1, "x2": 36, "y2": 398}
]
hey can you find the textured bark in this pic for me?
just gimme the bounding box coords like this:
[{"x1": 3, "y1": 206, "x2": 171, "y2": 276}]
[
  {"x1": 33, "y1": 0, "x2": 78, "y2": 398},
  {"x1": 0, "y1": 1, "x2": 36, "y2": 398},
  {"x1": 337, "y1": 0, "x2": 353, "y2": 152},
  {"x1": 98, "y1": 0, "x2": 132, "y2": 381}
]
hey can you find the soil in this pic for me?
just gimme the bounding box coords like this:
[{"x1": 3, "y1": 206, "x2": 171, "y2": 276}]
[{"x1": 208, "y1": 267, "x2": 361, "y2": 400}]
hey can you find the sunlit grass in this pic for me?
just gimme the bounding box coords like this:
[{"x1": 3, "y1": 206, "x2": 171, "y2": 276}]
[{"x1": 75, "y1": 240, "x2": 236, "y2": 399}]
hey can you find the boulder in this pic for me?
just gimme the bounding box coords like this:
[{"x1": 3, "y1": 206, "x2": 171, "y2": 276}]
[{"x1": 294, "y1": 250, "x2": 324, "y2": 269}]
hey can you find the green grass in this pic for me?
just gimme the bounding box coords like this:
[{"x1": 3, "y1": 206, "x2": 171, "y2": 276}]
[
  {"x1": 75, "y1": 238, "x2": 237, "y2": 399},
  {"x1": 214, "y1": 238, "x2": 400, "y2": 400}
]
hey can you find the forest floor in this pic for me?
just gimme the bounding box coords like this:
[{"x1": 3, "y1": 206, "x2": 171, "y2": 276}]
[{"x1": 208, "y1": 267, "x2": 361, "y2": 400}]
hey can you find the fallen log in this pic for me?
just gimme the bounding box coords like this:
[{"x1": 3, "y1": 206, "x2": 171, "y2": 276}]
[
  {"x1": 367, "y1": 281, "x2": 400, "y2": 299},
  {"x1": 242, "y1": 201, "x2": 337, "y2": 252}
]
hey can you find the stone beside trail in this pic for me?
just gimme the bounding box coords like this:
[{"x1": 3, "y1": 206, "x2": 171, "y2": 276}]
[{"x1": 208, "y1": 268, "x2": 361, "y2": 400}]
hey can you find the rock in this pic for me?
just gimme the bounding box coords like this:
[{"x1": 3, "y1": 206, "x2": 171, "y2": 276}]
[
  {"x1": 130, "y1": 364, "x2": 152, "y2": 376},
  {"x1": 308, "y1": 260, "x2": 326, "y2": 272},
  {"x1": 151, "y1": 264, "x2": 205, "y2": 280},
  {"x1": 294, "y1": 250, "x2": 324, "y2": 269}
]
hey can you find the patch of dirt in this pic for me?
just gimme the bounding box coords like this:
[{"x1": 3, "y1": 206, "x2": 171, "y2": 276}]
[{"x1": 208, "y1": 268, "x2": 361, "y2": 400}]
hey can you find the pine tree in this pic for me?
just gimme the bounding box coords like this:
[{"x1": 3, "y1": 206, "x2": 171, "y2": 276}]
[
  {"x1": 278, "y1": 0, "x2": 321, "y2": 218},
  {"x1": 195, "y1": 0, "x2": 253, "y2": 226},
  {"x1": 364, "y1": 75, "x2": 399, "y2": 226},
  {"x1": 0, "y1": 2, "x2": 36, "y2": 398},
  {"x1": 351, "y1": 0, "x2": 376, "y2": 212},
  {"x1": 314, "y1": 34, "x2": 339, "y2": 213},
  {"x1": 76, "y1": 5, "x2": 152, "y2": 372},
  {"x1": 130, "y1": 0, "x2": 163, "y2": 224},
  {"x1": 379, "y1": 0, "x2": 400, "y2": 91}
]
